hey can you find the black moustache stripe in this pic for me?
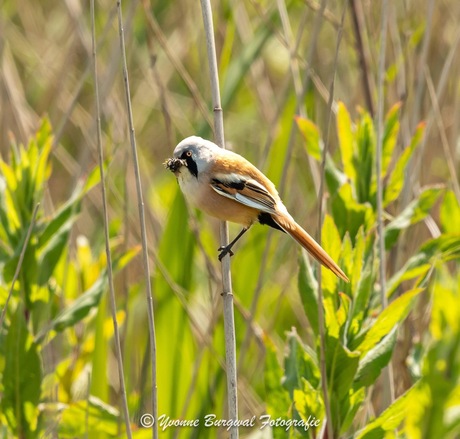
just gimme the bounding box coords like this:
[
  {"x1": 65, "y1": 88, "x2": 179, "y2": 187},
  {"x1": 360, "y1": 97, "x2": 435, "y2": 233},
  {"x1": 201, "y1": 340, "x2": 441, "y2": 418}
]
[{"x1": 186, "y1": 156, "x2": 198, "y2": 178}]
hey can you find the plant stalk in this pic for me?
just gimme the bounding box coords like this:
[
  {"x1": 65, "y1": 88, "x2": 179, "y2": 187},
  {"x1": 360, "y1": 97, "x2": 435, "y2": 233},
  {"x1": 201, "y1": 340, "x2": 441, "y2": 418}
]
[
  {"x1": 116, "y1": 1, "x2": 158, "y2": 437},
  {"x1": 317, "y1": 3, "x2": 348, "y2": 437},
  {"x1": 91, "y1": 1, "x2": 132, "y2": 436},
  {"x1": 376, "y1": 0, "x2": 395, "y2": 409},
  {"x1": 200, "y1": 1, "x2": 238, "y2": 437}
]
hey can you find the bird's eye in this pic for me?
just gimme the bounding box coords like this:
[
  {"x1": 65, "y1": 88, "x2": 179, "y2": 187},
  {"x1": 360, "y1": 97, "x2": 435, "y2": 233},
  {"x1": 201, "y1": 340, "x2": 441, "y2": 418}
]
[{"x1": 181, "y1": 150, "x2": 192, "y2": 159}]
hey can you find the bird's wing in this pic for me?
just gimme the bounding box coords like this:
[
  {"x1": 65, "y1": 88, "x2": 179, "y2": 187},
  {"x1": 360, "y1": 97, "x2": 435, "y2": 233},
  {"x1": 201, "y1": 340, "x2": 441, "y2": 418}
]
[{"x1": 210, "y1": 173, "x2": 277, "y2": 213}]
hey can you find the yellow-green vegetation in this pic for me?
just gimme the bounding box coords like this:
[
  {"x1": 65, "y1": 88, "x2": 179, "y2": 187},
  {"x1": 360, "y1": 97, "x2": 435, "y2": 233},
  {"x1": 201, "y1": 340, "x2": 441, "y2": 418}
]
[{"x1": 1, "y1": 1, "x2": 459, "y2": 438}]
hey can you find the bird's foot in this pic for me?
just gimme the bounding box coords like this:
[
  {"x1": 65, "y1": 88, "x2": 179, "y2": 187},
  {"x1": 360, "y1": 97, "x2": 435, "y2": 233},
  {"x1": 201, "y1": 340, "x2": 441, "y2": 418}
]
[{"x1": 218, "y1": 245, "x2": 234, "y2": 261}]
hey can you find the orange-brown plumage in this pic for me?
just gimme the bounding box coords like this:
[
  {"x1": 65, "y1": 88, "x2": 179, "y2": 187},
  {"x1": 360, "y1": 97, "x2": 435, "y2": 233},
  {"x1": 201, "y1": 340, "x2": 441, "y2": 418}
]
[{"x1": 167, "y1": 136, "x2": 349, "y2": 282}]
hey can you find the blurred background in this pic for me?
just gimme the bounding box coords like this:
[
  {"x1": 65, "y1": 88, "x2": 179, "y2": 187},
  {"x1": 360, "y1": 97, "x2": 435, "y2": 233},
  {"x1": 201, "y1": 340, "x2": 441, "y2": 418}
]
[{"x1": 1, "y1": 0, "x2": 459, "y2": 437}]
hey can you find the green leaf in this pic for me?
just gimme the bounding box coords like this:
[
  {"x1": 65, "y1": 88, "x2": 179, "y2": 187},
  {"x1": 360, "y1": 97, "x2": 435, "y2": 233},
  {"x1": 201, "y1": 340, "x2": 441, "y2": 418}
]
[
  {"x1": 0, "y1": 161, "x2": 21, "y2": 232},
  {"x1": 91, "y1": 294, "x2": 109, "y2": 405},
  {"x1": 354, "y1": 326, "x2": 397, "y2": 389},
  {"x1": 2, "y1": 216, "x2": 39, "y2": 284},
  {"x1": 321, "y1": 214, "x2": 341, "y2": 295},
  {"x1": 384, "y1": 122, "x2": 425, "y2": 206},
  {"x1": 295, "y1": 116, "x2": 321, "y2": 161},
  {"x1": 355, "y1": 111, "x2": 376, "y2": 204},
  {"x1": 340, "y1": 233, "x2": 354, "y2": 290},
  {"x1": 331, "y1": 182, "x2": 375, "y2": 241},
  {"x1": 1, "y1": 307, "x2": 42, "y2": 438},
  {"x1": 154, "y1": 189, "x2": 197, "y2": 420},
  {"x1": 298, "y1": 253, "x2": 319, "y2": 335},
  {"x1": 293, "y1": 379, "x2": 324, "y2": 433},
  {"x1": 325, "y1": 334, "x2": 360, "y2": 401},
  {"x1": 113, "y1": 245, "x2": 141, "y2": 272},
  {"x1": 43, "y1": 397, "x2": 120, "y2": 437},
  {"x1": 32, "y1": 118, "x2": 52, "y2": 192},
  {"x1": 387, "y1": 235, "x2": 460, "y2": 297},
  {"x1": 48, "y1": 274, "x2": 107, "y2": 333},
  {"x1": 39, "y1": 166, "x2": 100, "y2": 250},
  {"x1": 348, "y1": 251, "x2": 375, "y2": 341},
  {"x1": 37, "y1": 219, "x2": 74, "y2": 286},
  {"x1": 337, "y1": 291, "x2": 351, "y2": 329},
  {"x1": 381, "y1": 102, "x2": 402, "y2": 178},
  {"x1": 406, "y1": 266, "x2": 460, "y2": 438},
  {"x1": 157, "y1": 190, "x2": 196, "y2": 290},
  {"x1": 325, "y1": 334, "x2": 360, "y2": 436},
  {"x1": 284, "y1": 330, "x2": 320, "y2": 396},
  {"x1": 357, "y1": 288, "x2": 422, "y2": 354},
  {"x1": 440, "y1": 189, "x2": 460, "y2": 234},
  {"x1": 356, "y1": 383, "x2": 419, "y2": 438},
  {"x1": 384, "y1": 186, "x2": 444, "y2": 249},
  {"x1": 325, "y1": 155, "x2": 348, "y2": 195},
  {"x1": 340, "y1": 388, "x2": 366, "y2": 434},
  {"x1": 337, "y1": 101, "x2": 356, "y2": 183},
  {"x1": 0, "y1": 159, "x2": 18, "y2": 192},
  {"x1": 350, "y1": 227, "x2": 370, "y2": 293},
  {"x1": 264, "y1": 337, "x2": 291, "y2": 418},
  {"x1": 42, "y1": 246, "x2": 136, "y2": 338},
  {"x1": 430, "y1": 267, "x2": 460, "y2": 340},
  {"x1": 35, "y1": 188, "x2": 100, "y2": 289},
  {"x1": 38, "y1": 196, "x2": 81, "y2": 250},
  {"x1": 403, "y1": 381, "x2": 432, "y2": 439},
  {"x1": 82, "y1": 162, "x2": 103, "y2": 193}
]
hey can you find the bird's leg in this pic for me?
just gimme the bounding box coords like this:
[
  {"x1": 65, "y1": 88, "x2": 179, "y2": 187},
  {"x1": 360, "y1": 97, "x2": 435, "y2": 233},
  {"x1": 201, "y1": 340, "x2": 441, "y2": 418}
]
[{"x1": 218, "y1": 227, "x2": 249, "y2": 261}]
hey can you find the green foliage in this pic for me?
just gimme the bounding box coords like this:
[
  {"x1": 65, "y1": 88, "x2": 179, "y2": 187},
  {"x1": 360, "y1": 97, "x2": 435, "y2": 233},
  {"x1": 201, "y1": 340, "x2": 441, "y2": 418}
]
[
  {"x1": 1, "y1": 107, "x2": 454, "y2": 438},
  {"x1": 404, "y1": 268, "x2": 460, "y2": 438},
  {"x1": 0, "y1": 119, "x2": 101, "y2": 311},
  {"x1": 355, "y1": 384, "x2": 419, "y2": 438},
  {"x1": 1, "y1": 307, "x2": 42, "y2": 438},
  {"x1": 2, "y1": 1, "x2": 459, "y2": 436},
  {"x1": 259, "y1": 103, "x2": 460, "y2": 437},
  {"x1": 384, "y1": 187, "x2": 443, "y2": 249},
  {"x1": 43, "y1": 397, "x2": 121, "y2": 437},
  {"x1": 0, "y1": 120, "x2": 138, "y2": 438},
  {"x1": 384, "y1": 123, "x2": 425, "y2": 207}
]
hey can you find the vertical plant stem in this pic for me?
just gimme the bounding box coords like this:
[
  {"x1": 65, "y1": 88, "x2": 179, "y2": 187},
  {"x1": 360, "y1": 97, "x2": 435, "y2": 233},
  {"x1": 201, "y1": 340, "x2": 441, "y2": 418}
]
[
  {"x1": 199, "y1": 1, "x2": 238, "y2": 437},
  {"x1": 411, "y1": 0, "x2": 435, "y2": 129},
  {"x1": 375, "y1": 0, "x2": 395, "y2": 408},
  {"x1": 90, "y1": 2, "x2": 132, "y2": 437},
  {"x1": 424, "y1": 68, "x2": 460, "y2": 203},
  {"x1": 0, "y1": 203, "x2": 39, "y2": 330},
  {"x1": 120, "y1": 153, "x2": 130, "y2": 355},
  {"x1": 349, "y1": 0, "x2": 375, "y2": 116},
  {"x1": 317, "y1": 4, "x2": 348, "y2": 437},
  {"x1": 85, "y1": 370, "x2": 91, "y2": 439},
  {"x1": 116, "y1": 1, "x2": 158, "y2": 437},
  {"x1": 418, "y1": 27, "x2": 460, "y2": 187},
  {"x1": 403, "y1": 0, "x2": 436, "y2": 209},
  {"x1": 279, "y1": 0, "x2": 331, "y2": 196}
]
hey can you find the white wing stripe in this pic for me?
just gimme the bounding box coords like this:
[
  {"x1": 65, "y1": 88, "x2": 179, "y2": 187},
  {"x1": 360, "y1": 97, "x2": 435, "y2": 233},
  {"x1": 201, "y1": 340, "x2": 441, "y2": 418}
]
[
  {"x1": 235, "y1": 193, "x2": 275, "y2": 212},
  {"x1": 210, "y1": 184, "x2": 275, "y2": 213}
]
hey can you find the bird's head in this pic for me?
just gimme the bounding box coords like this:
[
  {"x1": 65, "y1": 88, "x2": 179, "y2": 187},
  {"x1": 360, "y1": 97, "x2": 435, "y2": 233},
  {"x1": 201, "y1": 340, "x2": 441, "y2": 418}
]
[{"x1": 164, "y1": 136, "x2": 218, "y2": 178}]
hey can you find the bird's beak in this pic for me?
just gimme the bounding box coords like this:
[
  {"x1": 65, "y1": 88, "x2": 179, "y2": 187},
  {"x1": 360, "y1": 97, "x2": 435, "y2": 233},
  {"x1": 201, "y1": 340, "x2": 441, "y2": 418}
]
[{"x1": 164, "y1": 157, "x2": 186, "y2": 175}]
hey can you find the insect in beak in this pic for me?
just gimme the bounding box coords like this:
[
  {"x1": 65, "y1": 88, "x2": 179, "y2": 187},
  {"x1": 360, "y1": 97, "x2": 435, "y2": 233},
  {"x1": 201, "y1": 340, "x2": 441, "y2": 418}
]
[{"x1": 163, "y1": 157, "x2": 186, "y2": 174}]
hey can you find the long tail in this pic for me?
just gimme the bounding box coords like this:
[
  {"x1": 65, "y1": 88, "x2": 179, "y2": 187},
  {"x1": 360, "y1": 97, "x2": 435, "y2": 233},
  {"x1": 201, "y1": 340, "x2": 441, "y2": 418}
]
[{"x1": 274, "y1": 213, "x2": 349, "y2": 282}]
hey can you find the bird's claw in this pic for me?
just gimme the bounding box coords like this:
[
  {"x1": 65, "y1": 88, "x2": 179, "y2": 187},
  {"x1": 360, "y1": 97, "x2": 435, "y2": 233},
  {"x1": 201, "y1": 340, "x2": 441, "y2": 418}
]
[{"x1": 218, "y1": 245, "x2": 234, "y2": 261}]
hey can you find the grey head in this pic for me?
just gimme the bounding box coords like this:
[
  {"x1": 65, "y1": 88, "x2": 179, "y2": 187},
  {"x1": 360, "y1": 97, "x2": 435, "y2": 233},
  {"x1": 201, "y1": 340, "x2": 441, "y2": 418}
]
[{"x1": 172, "y1": 136, "x2": 220, "y2": 178}]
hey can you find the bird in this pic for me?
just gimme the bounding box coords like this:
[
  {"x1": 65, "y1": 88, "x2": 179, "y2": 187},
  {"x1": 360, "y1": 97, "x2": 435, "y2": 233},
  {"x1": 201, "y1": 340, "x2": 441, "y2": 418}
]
[{"x1": 164, "y1": 136, "x2": 349, "y2": 282}]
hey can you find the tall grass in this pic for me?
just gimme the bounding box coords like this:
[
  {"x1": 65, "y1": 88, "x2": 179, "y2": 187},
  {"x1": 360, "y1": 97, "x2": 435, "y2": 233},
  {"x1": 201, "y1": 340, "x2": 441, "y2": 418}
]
[{"x1": 1, "y1": 1, "x2": 459, "y2": 438}]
